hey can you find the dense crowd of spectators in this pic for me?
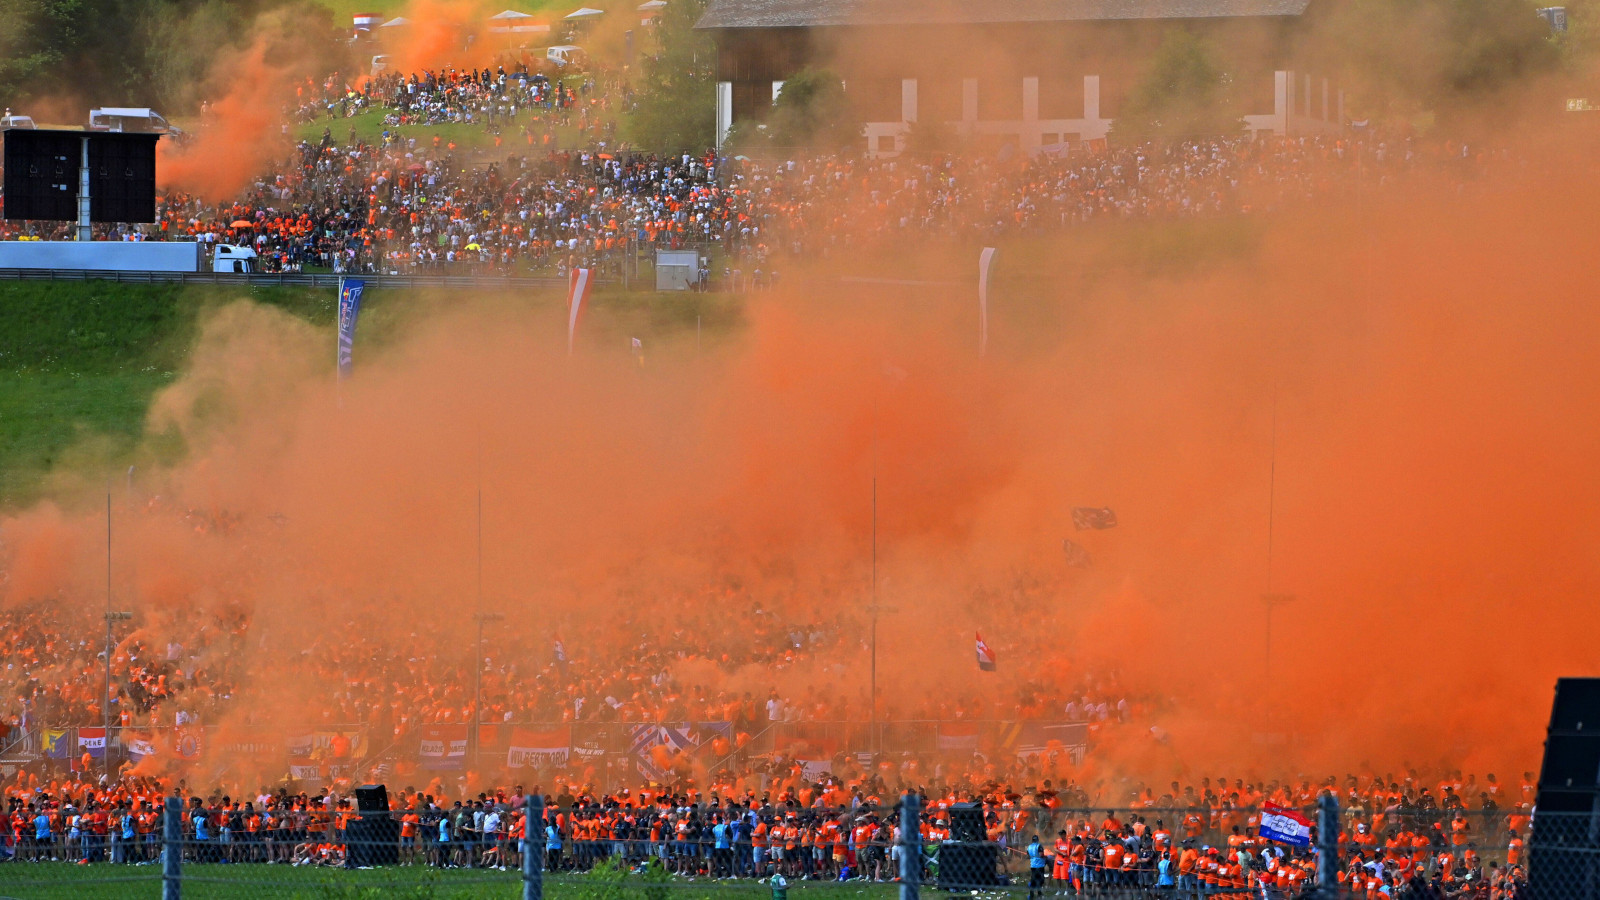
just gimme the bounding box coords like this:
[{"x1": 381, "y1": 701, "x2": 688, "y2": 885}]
[
  {"x1": 0, "y1": 766, "x2": 1536, "y2": 898},
  {"x1": 0, "y1": 62, "x2": 1490, "y2": 284}
]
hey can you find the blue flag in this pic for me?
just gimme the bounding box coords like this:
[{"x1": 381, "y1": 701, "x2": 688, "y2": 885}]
[
  {"x1": 337, "y1": 278, "x2": 366, "y2": 378},
  {"x1": 42, "y1": 728, "x2": 70, "y2": 759}
]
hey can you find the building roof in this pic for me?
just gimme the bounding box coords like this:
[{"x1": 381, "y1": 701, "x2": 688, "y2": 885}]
[{"x1": 697, "y1": 0, "x2": 1310, "y2": 28}]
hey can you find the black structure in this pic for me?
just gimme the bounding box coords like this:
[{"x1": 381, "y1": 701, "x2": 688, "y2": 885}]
[
  {"x1": 354, "y1": 783, "x2": 391, "y2": 814},
  {"x1": 948, "y1": 801, "x2": 985, "y2": 843},
  {"x1": 3, "y1": 129, "x2": 81, "y2": 221},
  {"x1": 1529, "y1": 678, "x2": 1600, "y2": 899},
  {"x1": 87, "y1": 133, "x2": 159, "y2": 223},
  {"x1": 348, "y1": 783, "x2": 400, "y2": 867},
  {"x1": 3, "y1": 128, "x2": 158, "y2": 223},
  {"x1": 938, "y1": 843, "x2": 1001, "y2": 890}
]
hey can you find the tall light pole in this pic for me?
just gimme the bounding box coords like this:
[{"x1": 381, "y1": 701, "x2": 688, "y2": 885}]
[
  {"x1": 104, "y1": 491, "x2": 131, "y2": 783},
  {"x1": 473, "y1": 611, "x2": 505, "y2": 769}
]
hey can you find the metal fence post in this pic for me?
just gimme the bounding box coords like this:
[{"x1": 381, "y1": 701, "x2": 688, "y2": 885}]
[
  {"x1": 163, "y1": 795, "x2": 182, "y2": 900},
  {"x1": 899, "y1": 792, "x2": 920, "y2": 900},
  {"x1": 523, "y1": 793, "x2": 544, "y2": 900},
  {"x1": 1315, "y1": 792, "x2": 1340, "y2": 898}
]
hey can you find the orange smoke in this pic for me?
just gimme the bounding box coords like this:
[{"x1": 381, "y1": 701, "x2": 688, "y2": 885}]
[
  {"x1": 6, "y1": 133, "x2": 1600, "y2": 792},
  {"x1": 158, "y1": 13, "x2": 322, "y2": 202}
]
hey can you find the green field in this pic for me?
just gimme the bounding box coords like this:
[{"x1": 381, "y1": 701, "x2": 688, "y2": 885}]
[
  {"x1": 0, "y1": 213, "x2": 1257, "y2": 511},
  {"x1": 0, "y1": 278, "x2": 737, "y2": 509},
  {"x1": 0, "y1": 861, "x2": 908, "y2": 900},
  {"x1": 296, "y1": 107, "x2": 598, "y2": 156},
  {"x1": 315, "y1": 0, "x2": 576, "y2": 23}
]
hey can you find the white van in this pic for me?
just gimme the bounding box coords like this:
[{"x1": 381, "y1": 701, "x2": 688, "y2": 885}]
[
  {"x1": 212, "y1": 244, "x2": 257, "y2": 273},
  {"x1": 88, "y1": 108, "x2": 181, "y2": 135},
  {"x1": 546, "y1": 45, "x2": 586, "y2": 67},
  {"x1": 0, "y1": 113, "x2": 36, "y2": 129}
]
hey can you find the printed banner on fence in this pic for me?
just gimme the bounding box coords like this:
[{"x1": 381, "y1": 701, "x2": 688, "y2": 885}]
[
  {"x1": 175, "y1": 728, "x2": 203, "y2": 759},
  {"x1": 42, "y1": 728, "x2": 70, "y2": 759},
  {"x1": 937, "y1": 722, "x2": 981, "y2": 752},
  {"x1": 799, "y1": 759, "x2": 832, "y2": 783},
  {"x1": 128, "y1": 738, "x2": 157, "y2": 762},
  {"x1": 572, "y1": 724, "x2": 623, "y2": 761},
  {"x1": 419, "y1": 725, "x2": 468, "y2": 770},
  {"x1": 507, "y1": 726, "x2": 571, "y2": 769},
  {"x1": 285, "y1": 730, "x2": 361, "y2": 758},
  {"x1": 1004, "y1": 722, "x2": 1091, "y2": 759},
  {"x1": 289, "y1": 762, "x2": 322, "y2": 781},
  {"x1": 1259, "y1": 803, "x2": 1312, "y2": 847},
  {"x1": 78, "y1": 726, "x2": 106, "y2": 758},
  {"x1": 631, "y1": 722, "x2": 730, "y2": 782}
]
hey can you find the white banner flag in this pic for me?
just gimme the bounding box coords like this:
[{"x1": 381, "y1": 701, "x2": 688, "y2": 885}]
[{"x1": 978, "y1": 247, "x2": 998, "y2": 358}]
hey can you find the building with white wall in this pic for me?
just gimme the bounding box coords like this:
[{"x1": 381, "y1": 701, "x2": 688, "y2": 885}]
[{"x1": 697, "y1": 0, "x2": 1342, "y2": 155}]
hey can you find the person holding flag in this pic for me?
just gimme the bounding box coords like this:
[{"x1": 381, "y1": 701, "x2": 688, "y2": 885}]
[{"x1": 976, "y1": 633, "x2": 996, "y2": 672}]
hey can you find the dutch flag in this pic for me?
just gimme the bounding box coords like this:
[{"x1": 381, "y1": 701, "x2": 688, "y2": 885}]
[
  {"x1": 976, "y1": 633, "x2": 996, "y2": 672},
  {"x1": 1259, "y1": 803, "x2": 1312, "y2": 847}
]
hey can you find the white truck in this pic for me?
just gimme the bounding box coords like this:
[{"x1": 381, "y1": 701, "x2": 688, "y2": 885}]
[
  {"x1": 0, "y1": 241, "x2": 257, "y2": 273},
  {"x1": 87, "y1": 108, "x2": 181, "y2": 135}
]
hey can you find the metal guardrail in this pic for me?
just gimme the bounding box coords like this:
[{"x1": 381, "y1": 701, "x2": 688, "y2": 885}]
[{"x1": 0, "y1": 268, "x2": 592, "y2": 289}]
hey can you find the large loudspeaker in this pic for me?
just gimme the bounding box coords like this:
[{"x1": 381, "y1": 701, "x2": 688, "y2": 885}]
[
  {"x1": 354, "y1": 784, "x2": 390, "y2": 814},
  {"x1": 948, "y1": 802, "x2": 984, "y2": 843},
  {"x1": 3, "y1": 129, "x2": 159, "y2": 223},
  {"x1": 87, "y1": 133, "x2": 158, "y2": 223},
  {"x1": 1530, "y1": 678, "x2": 1600, "y2": 899},
  {"x1": 3, "y1": 129, "x2": 81, "y2": 221},
  {"x1": 347, "y1": 815, "x2": 401, "y2": 867},
  {"x1": 938, "y1": 843, "x2": 1000, "y2": 889}
]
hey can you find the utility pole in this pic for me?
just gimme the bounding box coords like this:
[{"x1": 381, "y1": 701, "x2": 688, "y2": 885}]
[
  {"x1": 104, "y1": 493, "x2": 131, "y2": 782},
  {"x1": 468, "y1": 483, "x2": 505, "y2": 768},
  {"x1": 865, "y1": 401, "x2": 896, "y2": 756}
]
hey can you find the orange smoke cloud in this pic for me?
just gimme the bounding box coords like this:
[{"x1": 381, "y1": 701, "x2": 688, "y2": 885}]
[
  {"x1": 158, "y1": 12, "x2": 325, "y2": 202},
  {"x1": 5, "y1": 134, "x2": 1600, "y2": 793}
]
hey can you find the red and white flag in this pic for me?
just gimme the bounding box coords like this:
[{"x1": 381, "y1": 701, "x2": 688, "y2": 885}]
[
  {"x1": 976, "y1": 632, "x2": 996, "y2": 672},
  {"x1": 567, "y1": 267, "x2": 593, "y2": 355},
  {"x1": 1259, "y1": 802, "x2": 1313, "y2": 847}
]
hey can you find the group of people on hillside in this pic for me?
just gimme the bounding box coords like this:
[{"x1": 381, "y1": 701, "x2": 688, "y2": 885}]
[{"x1": 0, "y1": 55, "x2": 1488, "y2": 283}]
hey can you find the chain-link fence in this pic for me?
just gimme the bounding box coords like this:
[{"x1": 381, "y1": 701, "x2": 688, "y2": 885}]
[{"x1": 0, "y1": 797, "x2": 1560, "y2": 899}]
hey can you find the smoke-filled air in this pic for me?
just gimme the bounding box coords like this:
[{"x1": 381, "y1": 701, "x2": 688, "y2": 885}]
[
  {"x1": 7, "y1": 145, "x2": 1599, "y2": 790},
  {"x1": 3, "y1": 0, "x2": 1599, "y2": 890}
]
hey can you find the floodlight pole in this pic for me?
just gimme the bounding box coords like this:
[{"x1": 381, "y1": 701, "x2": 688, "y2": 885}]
[{"x1": 77, "y1": 136, "x2": 91, "y2": 241}]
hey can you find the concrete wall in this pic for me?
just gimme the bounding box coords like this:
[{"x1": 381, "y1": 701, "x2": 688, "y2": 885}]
[{"x1": 717, "y1": 70, "x2": 1345, "y2": 153}]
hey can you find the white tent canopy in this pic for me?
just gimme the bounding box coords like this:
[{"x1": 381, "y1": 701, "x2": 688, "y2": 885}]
[
  {"x1": 637, "y1": 0, "x2": 667, "y2": 9},
  {"x1": 379, "y1": 15, "x2": 410, "y2": 26},
  {"x1": 564, "y1": 6, "x2": 605, "y2": 18},
  {"x1": 489, "y1": 9, "x2": 533, "y2": 19}
]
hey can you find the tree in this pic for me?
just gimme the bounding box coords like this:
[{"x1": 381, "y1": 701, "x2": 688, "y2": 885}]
[
  {"x1": 1114, "y1": 28, "x2": 1244, "y2": 140},
  {"x1": 0, "y1": 0, "x2": 87, "y2": 101},
  {"x1": 1297, "y1": 0, "x2": 1560, "y2": 126},
  {"x1": 765, "y1": 68, "x2": 858, "y2": 152},
  {"x1": 625, "y1": 0, "x2": 716, "y2": 153}
]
